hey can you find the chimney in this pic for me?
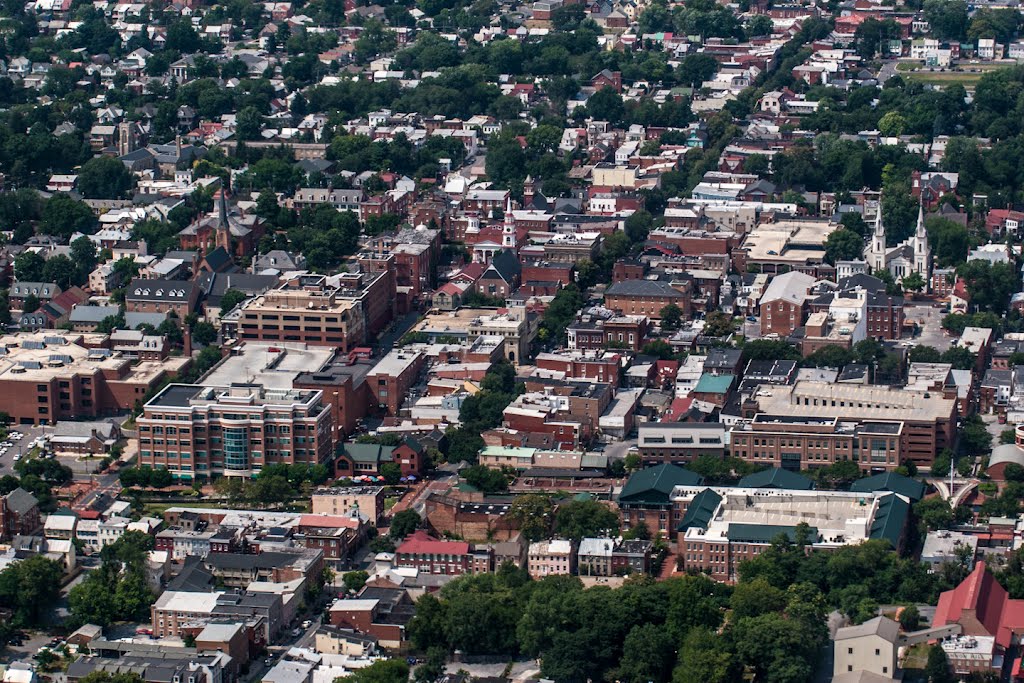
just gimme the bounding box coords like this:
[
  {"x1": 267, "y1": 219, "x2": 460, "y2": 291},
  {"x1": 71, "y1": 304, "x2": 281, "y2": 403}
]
[{"x1": 183, "y1": 325, "x2": 192, "y2": 357}]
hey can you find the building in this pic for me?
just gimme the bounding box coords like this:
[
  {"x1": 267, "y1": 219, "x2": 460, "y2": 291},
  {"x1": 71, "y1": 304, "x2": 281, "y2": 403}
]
[
  {"x1": 223, "y1": 274, "x2": 366, "y2": 351},
  {"x1": 124, "y1": 279, "x2": 200, "y2": 320},
  {"x1": 730, "y1": 415, "x2": 905, "y2": 473},
  {"x1": 0, "y1": 488, "x2": 40, "y2": 541},
  {"x1": 759, "y1": 271, "x2": 817, "y2": 336},
  {"x1": 833, "y1": 617, "x2": 901, "y2": 680},
  {"x1": 933, "y1": 562, "x2": 1024, "y2": 674},
  {"x1": 749, "y1": 380, "x2": 957, "y2": 468},
  {"x1": 527, "y1": 539, "x2": 576, "y2": 578},
  {"x1": 604, "y1": 279, "x2": 689, "y2": 320},
  {"x1": 137, "y1": 383, "x2": 333, "y2": 480},
  {"x1": 866, "y1": 202, "x2": 931, "y2": 288},
  {"x1": 327, "y1": 585, "x2": 415, "y2": 648},
  {"x1": 393, "y1": 530, "x2": 475, "y2": 575},
  {"x1": 636, "y1": 422, "x2": 727, "y2": 465},
  {"x1": 617, "y1": 463, "x2": 705, "y2": 538},
  {"x1": 312, "y1": 487, "x2": 386, "y2": 526},
  {"x1": 676, "y1": 486, "x2": 911, "y2": 582},
  {"x1": 0, "y1": 332, "x2": 189, "y2": 425},
  {"x1": 366, "y1": 350, "x2": 426, "y2": 416}
]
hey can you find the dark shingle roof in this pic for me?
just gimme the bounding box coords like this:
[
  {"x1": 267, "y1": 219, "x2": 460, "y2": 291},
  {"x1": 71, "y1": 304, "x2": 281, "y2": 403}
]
[
  {"x1": 868, "y1": 493, "x2": 910, "y2": 547},
  {"x1": 727, "y1": 523, "x2": 819, "y2": 544},
  {"x1": 618, "y1": 463, "x2": 703, "y2": 506},
  {"x1": 737, "y1": 468, "x2": 813, "y2": 490},
  {"x1": 676, "y1": 488, "x2": 721, "y2": 531},
  {"x1": 606, "y1": 279, "x2": 685, "y2": 298},
  {"x1": 850, "y1": 472, "x2": 925, "y2": 502}
]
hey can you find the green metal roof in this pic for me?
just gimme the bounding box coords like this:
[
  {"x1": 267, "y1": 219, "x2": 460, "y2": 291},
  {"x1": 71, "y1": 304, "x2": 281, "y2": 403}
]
[
  {"x1": 869, "y1": 493, "x2": 910, "y2": 548},
  {"x1": 726, "y1": 523, "x2": 819, "y2": 544},
  {"x1": 738, "y1": 468, "x2": 814, "y2": 491},
  {"x1": 850, "y1": 472, "x2": 925, "y2": 502},
  {"x1": 619, "y1": 463, "x2": 704, "y2": 506},
  {"x1": 693, "y1": 373, "x2": 734, "y2": 395},
  {"x1": 676, "y1": 488, "x2": 722, "y2": 531},
  {"x1": 339, "y1": 442, "x2": 395, "y2": 464}
]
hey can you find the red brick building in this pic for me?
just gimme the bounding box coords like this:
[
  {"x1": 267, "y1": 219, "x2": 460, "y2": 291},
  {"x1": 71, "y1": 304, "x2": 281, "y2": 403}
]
[{"x1": 394, "y1": 531, "x2": 473, "y2": 575}]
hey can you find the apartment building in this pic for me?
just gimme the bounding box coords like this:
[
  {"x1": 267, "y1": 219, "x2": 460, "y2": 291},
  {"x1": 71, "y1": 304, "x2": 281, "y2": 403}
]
[
  {"x1": 311, "y1": 486, "x2": 386, "y2": 525},
  {"x1": 137, "y1": 383, "x2": 333, "y2": 480},
  {"x1": 750, "y1": 380, "x2": 957, "y2": 468},
  {"x1": 527, "y1": 539, "x2": 576, "y2": 578},
  {"x1": 730, "y1": 414, "x2": 905, "y2": 473},
  {"x1": 222, "y1": 274, "x2": 366, "y2": 351}
]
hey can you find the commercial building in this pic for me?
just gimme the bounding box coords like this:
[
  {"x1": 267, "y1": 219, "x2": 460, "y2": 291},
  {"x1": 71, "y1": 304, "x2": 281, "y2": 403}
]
[
  {"x1": 222, "y1": 274, "x2": 366, "y2": 351},
  {"x1": 604, "y1": 279, "x2": 690, "y2": 320},
  {"x1": 636, "y1": 422, "x2": 727, "y2": 465},
  {"x1": 730, "y1": 415, "x2": 905, "y2": 472},
  {"x1": 0, "y1": 332, "x2": 190, "y2": 425},
  {"x1": 414, "y1": 307, "x2": 538, "y2": 365},
  {"x1": 675, "y1": 485, "x2": 911, "y2": 583},
  {"x1": 137, "y1": 383, "x2": 333, "y2": 480},
  {"x1": 312, "y1": 487, "x2": 386, "y2": 526},
  {"x1": 749, "y1": 380, "x2": 957, "y2": 468}
]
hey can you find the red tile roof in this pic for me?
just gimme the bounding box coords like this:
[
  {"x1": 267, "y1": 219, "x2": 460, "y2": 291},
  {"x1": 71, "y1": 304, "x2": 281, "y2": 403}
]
[
  {"x1": 298, "y1": 514, "x2": 360, "y2": 529},
  {"x1": 396, "y1": 530, "x2": 470, "y2": 556},
  {"x1": 934, "y1": 561, "x2": 1024, "y2": 649}
]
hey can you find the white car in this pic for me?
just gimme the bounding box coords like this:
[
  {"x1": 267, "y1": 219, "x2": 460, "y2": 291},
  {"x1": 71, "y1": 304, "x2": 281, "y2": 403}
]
[{"x1": 12, "y1": 454, "x2": 20, "y2": 461}]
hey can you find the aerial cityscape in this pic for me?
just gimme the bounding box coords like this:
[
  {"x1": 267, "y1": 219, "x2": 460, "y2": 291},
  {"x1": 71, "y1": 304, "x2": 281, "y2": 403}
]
[{"x1": 1, "y1": 0, "x2": 1024, "y2": 681}]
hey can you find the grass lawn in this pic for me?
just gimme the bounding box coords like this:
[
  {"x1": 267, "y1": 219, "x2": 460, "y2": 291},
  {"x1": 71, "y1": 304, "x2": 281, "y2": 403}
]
[{"x1": 899, "y1": 62, "x2": 1009, "y2": 86}]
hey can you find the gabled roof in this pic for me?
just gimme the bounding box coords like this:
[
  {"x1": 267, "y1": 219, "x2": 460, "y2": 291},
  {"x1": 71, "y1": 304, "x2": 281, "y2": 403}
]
[
  {"x1": 934, "y1": 561, "x2": 1024, "y2": 649},
  {"x1": 482, "y1": 248, "x2": 522, "y2": 284},
  {"x1": 4, "y1": 487, "x2": 38, "y2": 515},
  {"x1": 606, "y1": 279, "x2": 685, "y2": 298},
  {"x1": 738, "y1": 467, "x2": 813, "y2": 490},
  {"x1": 868, "y1": 493, "x2": 909, "y2": 548},
  {"x1": 834, "y1": 615, "x2": 900, "y2": 643},
  {"x1": 618, "y1": 463, "x2": 703, "y2": 505},
  {"x1": 850, "y1": 471, "x2": 925, "y2": 502},
  {"x1": 676, "y1": 488, "x2": 721, "y2": 531},
  {"x1": 339, "y1": 442, "x2": 395, "y2": 464},
  {"x1": 727, "y1": 523, "x2": 819, "y2": 544},
  {"x1": 396, "y1": 530, "x2": 469, "y2": 556}
]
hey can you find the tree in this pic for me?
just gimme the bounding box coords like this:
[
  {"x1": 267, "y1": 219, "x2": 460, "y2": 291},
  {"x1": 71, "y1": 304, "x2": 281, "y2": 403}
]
[
  {"x1": 462, "y1": 464, "x2": 509, "y2": 493},
  {"x1": 613, "y1": 623, "x2": 676, "y2": 683},
  {"x1": 22, "y1": 294, "x2": 40, "y2": 314},
  {"x1": 746, "y1": 14, "x2": 773, "y2": 37},
  {"x1": 703, "y1": 311, "x2": 734, "y2": 337},
  {"x1": 219, "y1": 288, "x2": 247, "y2": 314},
  {"x1": 925, "y1": 643, "x2": 955, "y2": 683},
  {"x1": 908, "y1": 345, "x2": 942, "y2": 364},
  {"x1": 379, "y1": 462, "x2": 402, "y2": 485},
  {"x1": 77, "y1": 156, "x2": 134, "y2": 199},
  {"x1": 80, "y1": 673, "x2": 147, "y2": 683},
  {"x1": 71, "y1": 236, "x2": 98, "y2": 278},
  {"x1": 42, "y1": 254, "x2": 77, "y2": 289},
  {"x1": 824, "y1": 228, "x2": 863, "y2": 264},
  {"x1": 39, "y1": 194, "x2": 94, "y2": 239},
  {"x1": 902, "y1": 271, "x2": 926, "y2": 294},
  {"x1": 959, "y1": 414, "x2": 992, "y2": 456},
  {"x1": 914, "y1": 496, "x2": 957, "y2": 531},
  {"x1": 553, "y1": 499, "x2": 619, "y2": 542},
  {"x1": 508, "y1": 493, "x2": 554, "y2": 542},
  {"x1": 641, "y1": 339, "x2": 676, "y2": 360},
  {"x1": 191, "y1": 321, "x2": 217, "y2": 346},
  {"x1": 343, "y1": 570, "x2": 369, "y2": 593},
  {"x1": 661, "y1": 303, "x2": 683, "y2": 331},
  {"x1": 730, "y1": 577, "x2": 787, "y2": 619},
  {"x1": 878, "y1": 111, "x2": 907, "y2": 137},
  {"x1": 14, "y1": 251, "x2": 45, "y2": 282},
  {"x1": 940, "y1": 345, "x2": 975, "y2": 370},
  {"x1": 336, "y1": 659, "x2": 409, "y2": 683},
  {"x1": 0, "y1": 555, "x2": 63, "y2": 626},
  {"x1": 899, "y1": 605, "x2": 921, "y2": 631},
  {"x1": 389, "y1": 509, "x2": 421, "y2": 539}
]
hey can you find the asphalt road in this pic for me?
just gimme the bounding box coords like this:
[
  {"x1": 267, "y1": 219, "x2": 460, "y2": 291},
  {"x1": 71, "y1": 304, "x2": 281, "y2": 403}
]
[{"x1": 905, "y1": 304, "x2": 951, "y2": 352}]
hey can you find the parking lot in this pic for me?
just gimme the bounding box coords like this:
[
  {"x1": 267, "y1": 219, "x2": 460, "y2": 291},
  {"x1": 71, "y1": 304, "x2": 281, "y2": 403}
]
[
  {"x1": 0, "y1": 424, "x2": 50, "y2": 474},
  {"x1": 905, "y1": 304, "x2": 951, "y2": 352}
]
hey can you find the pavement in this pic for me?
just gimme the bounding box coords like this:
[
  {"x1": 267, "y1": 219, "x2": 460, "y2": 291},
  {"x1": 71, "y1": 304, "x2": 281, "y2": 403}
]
[
  {"x1": 0, "y1": 425, "x2": 49, "y2": 474},
  {"x1": 878, "y1": 59, "x2": 901, "y2": 83},
  {"x1": 904, "y1": 304, "x2": 951, "y2": 352}
]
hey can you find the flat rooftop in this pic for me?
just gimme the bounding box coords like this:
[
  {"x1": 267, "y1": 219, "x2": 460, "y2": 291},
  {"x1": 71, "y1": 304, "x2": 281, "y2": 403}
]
[
  {"x1": 144, "y1": 383, "x2": 321, "y2": 410},
  {"x1": 204, "y1": 342, "x2": 334, "y2": 389},
  {"x1": 755, "y1": 380, "x2": 956, "y2": 422},
  {"x1": 743, "y1": 218, "x2": 837, "y2": 264},
  {"x1": 677, "y1": 486, "x2": 886, "y2": 546}
]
